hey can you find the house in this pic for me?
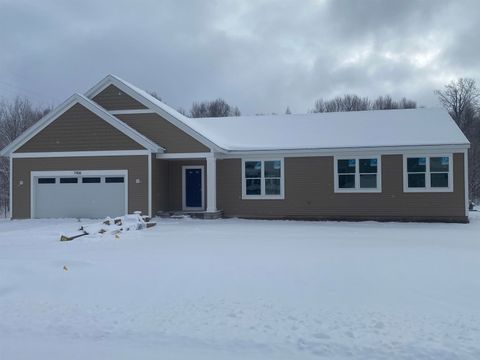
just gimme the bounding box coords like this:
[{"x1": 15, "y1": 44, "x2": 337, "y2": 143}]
[{"x1": 0, "y1": 75, "x2": 470, "y2": 222}]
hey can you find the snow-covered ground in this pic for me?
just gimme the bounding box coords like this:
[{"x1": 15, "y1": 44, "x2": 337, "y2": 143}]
[{"x1": 1, "y1": 214, "x2": 479, "y2": 359}]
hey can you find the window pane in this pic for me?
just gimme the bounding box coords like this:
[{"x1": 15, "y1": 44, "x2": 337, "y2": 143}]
[
  {"x1": 431, "y1": 173, "x2": 449, "y2": 187},
  {"x1": 359, "y1": 158, "x2": 377, "y2": 173},
  {"x1": 82, "y1": 177, "x2": 101, "y2": 183},
  {"x1": 60, "y1": 178, "x2": 78, "y2": 184},
  {"x1": 430, "y1": 157, "x2": 449, "y2": 172},
  {"x1": 407, "y1": 157, "x2": 426, "y2": 172},
  {"x1": 338, "y1": 174, "x2": 355, "y2": 188},
  {"x1": 38, "y1": 178, "x2": 55, "y2": 184},
  {"x1": 338, "y1": 159, "x2": 356, "y2": 173},
  {"x1": 105, "y1": 177, "x2": 124, "y2": 183},
  {"x1": 360, "y1": 174, "x2": 377, "y2": 188},
  {"x1": 408, "y1": 173, "x2": 425, "y2": 188},
  {"x1": 264, "y1": 160, "x2": 281, "y2": 177},
  {"x1": 265, "y1": 178, "x2": 280, "y2": 195},
  {"x1": 245, "y1": 161, "x2": 261, "y2": 178},
  {"x1": 246, "y1": 178, "x2": 261, "y2": 195}
]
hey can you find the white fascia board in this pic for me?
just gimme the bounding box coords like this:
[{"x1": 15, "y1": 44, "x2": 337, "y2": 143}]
[
  {"x1": 156, "y1": 152, "x2": 213, "y2": 159},
  {"x1": 0, "y1": 94, "x2": 79, "y2": 156},
  {"x1": 84, "y1": 75, "x2": 225, "y2": 153},
  {"x1": 0, "y1": 94, "x2": 164, "y2": 157},
  {"x1": 217, "y1": 144, "x2": 471, "y2": 159},
  {"x1": 12, "y1": 150, "x2": 151, "y2": 158}
]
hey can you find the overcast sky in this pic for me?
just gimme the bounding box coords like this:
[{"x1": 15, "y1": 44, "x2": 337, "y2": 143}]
[{"x1": 0, "y1": 0, "x2": 479, "y2": 114}]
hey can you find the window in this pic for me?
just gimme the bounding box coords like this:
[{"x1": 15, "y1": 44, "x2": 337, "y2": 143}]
[
  {"x1": 82, "y1": 177, "x2": 101, "y2": 183},
  {"x1": 60, "y1": 178, "x2": 78, "y2": 184},
  {"x1": 242, "y1": 159, "x2": 284, "y2": 199},
  {"x1": 404, "y1": 155, "x2": 452, "y2": 192},
  {"x1": 105, "y1": 177, "x2": 125, "y2": 183},
  {"x1": 335, "y1": 157, "x2": 381, "y2": 192},
  {"x1": 38, "y1": 178, "x2": 55, "y2": 184}
]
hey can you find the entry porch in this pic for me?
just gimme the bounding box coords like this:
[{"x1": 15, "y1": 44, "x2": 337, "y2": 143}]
[{"x1": 152, "y1": 153, "x2": 222, "y2": 219}]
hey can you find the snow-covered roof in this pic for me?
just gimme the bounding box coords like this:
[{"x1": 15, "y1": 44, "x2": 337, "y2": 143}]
[
  {"x1": 85, "y1": 75, "x2": 469, "y2": 153},
  {"x1": 181, "y1": 108, "x2": 469, "y2": 151}
]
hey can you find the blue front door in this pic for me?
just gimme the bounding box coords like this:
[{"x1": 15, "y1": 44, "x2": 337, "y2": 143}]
[{"x1": 185, "y1": 167, "x2": 203, "y2": 208}]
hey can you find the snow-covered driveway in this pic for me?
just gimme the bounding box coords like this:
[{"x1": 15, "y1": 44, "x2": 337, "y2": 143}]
[{"x1": 1, "y1": 215, "x2": 479, "y2": 359}]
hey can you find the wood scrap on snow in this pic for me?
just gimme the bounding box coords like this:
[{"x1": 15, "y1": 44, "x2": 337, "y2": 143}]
[{"x1": 60, "y1": 212, "x2": 156, "y2": 241}]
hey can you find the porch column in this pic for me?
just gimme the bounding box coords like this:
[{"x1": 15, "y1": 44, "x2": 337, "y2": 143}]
[{"x1": 206, "y1": 155, "x2": 217, "y2": 212}]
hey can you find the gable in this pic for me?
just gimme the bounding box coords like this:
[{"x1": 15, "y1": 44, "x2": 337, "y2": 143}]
[
  {"x1": 116, "y1": 113, "x2": 209, "y2": 153},
  {"x1": 16, "y1": 103, "x2": 145, "y2": 152},
  {"x1": 93, "y1": 84, "x2": 148, "y2": 110}
]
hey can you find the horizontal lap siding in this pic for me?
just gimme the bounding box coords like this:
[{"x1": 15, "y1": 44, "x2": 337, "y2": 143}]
[
  {"x1": 153, "y1": 159, "x2": 169, "y2": 213},
  {"x1": 217, "y1": 154, "x2": 466, "y2": 221},
  {"x1": 12, "y1": 156, "x2": 149, "y2": 218},
  {"x1": 117, "y1": 113, "x2": 209, "y2": 153},
  {"x1": 16, "y1": 104, "x2": 144, "y2": 152},
  {"x1": 92, "y1": 85, "x2": 147, "y2": 110}
]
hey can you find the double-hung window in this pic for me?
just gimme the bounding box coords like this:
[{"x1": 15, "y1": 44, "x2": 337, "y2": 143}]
[
  {"x1": 335, "y1": 156, "x2": 381, "y2": 192},
  {"x1": 242, "y1": 159, "x2": 284, "y2": 199},
  {"x1": 404, "y1": 155, "x2": 452, "y2": 192}
]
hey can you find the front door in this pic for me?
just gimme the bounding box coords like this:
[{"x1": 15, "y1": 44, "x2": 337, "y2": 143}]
[{"x1": 183, "y1": 166, "x2": 204, "y2": 210}]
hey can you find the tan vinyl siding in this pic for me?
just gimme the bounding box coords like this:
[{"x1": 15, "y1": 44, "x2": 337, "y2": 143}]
[
  {"x1": 117, "y1": 113, "x2": 209, "y2": 153},
  {"x1": 217, "y1": 153, "x2": 466, "y2": 222},
  {"x1": 92, "y1": 85, "x2": 147, "y2": 110},
  {"x1": 16, "y1": 104, "x2": 144, "y2": 152},
  {"x1": 153, "y1": 159, "x2": 169, "y2": 213},
  {"x1": 12, "y1": 156, "x2": 148, "y2": 218}
]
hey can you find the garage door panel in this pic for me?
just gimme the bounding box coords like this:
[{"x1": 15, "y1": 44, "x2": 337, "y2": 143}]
[{"x1": 33, "y1": 172, "x2": 127, "y2": 218}]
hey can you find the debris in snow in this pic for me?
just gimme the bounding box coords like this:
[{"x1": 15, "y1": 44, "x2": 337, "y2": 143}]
[
  {"x1": 59, "y1": 213, "x2": 156, "y2": 241},
  {"x1": 63, "y1": 265, "x2": 68, "y2": 272}
]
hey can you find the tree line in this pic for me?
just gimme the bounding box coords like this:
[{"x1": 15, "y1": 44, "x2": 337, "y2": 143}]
[
  {"x1": 0, "y1": 80, "x2": 479, "y2": 216},
  {"x1": 0, "y1": 98, "x2": 51, "y2": 216}
]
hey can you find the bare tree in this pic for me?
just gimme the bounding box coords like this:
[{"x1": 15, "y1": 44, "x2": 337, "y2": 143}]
[
  {"x1": 435, "y1": 78, "x2": 480, "y2": 127},
  {"x1": 435, "y1": 78, "x2": 480, "y2": 202},
  {"x1": 0, "y1": 96, "x2": 50, "y2": 216},
  {"x1": 313, "y1": 94, "x2": 414, "y2": 113},
  {"x1": 190, "y1": 98, "x2": 240, "y2": 118},
  {"x1": 147, "y1": 91, "x2": 162, "y2": 101}
]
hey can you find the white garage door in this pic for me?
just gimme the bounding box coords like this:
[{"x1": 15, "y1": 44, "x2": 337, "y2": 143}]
[{"x1": 32, "y1": 171, "x2": 127, "y2": 219}]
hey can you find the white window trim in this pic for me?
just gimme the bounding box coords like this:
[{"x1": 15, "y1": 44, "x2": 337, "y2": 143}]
[
  {"x1": 334, "y1": 156, "x2": 382, "y2": 193},
  {"x1": 403, "y1": 154, "x2": 453, "y2": 193},
  {"x1": 30, "y1": 170, "x2": 128, "y2": 219},
  {"x1": 241, "y1": 158, "x2": 285, "y2": 200},
  {"x1": 182, "y1": 165, "x2": 205, "y2": 211}
]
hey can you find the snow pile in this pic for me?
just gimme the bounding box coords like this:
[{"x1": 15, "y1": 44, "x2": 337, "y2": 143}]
[{"x1": 0, "y1": 215, "x2": 479, "y2": 359}]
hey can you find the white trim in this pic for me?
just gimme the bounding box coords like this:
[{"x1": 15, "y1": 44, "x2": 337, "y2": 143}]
[
  {"x1": 333, "y1": 156, "x2": 382, "y2": 193},
  {"x1": 30, "y1": 170, "x2": 128, "y2": 219},
  {"x1": 241, "y1": 158, "x2": 285, "y2": 200},
  {"x1": 9, "y1": 156, "x2": 12, "y2": 219},
  {"x1": 109, "y1": 109, "x2": 155, "y2": 115},
  {"x1": 464, "y1": 149, "x2": 469, "y2": 216},
  {"x1": 148, "y1": 153, "x2": 152, "y2": 218},
  {"x1": 84, "y1": 75, "x2": 222, "y2": 152},
  {"x1": 12, "y1": 150, "x2": 151, "y2": 158},
  {"x1": 0, "y1": 93, "x2": 163, "y2": 157},
  {"x1": 182, "y1": 165, "x2": 205, "y2": 210},
  {"x1": 218, "y1": 144, "x2": 470, "y2": 159},
  {"x1": 403, "y1": 154, "x2": 454, "y2": 193},
  {"x1": 206, "y1": 157, "x2": 217, "y2": 212},
  {"x1": 156, "y1": 152, "x2": 212, "y2": 160}
]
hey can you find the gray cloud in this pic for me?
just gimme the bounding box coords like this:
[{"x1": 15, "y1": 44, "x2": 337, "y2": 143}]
[{"x1": 0, "y1": 0, "x2": 479, "y2": 114}]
